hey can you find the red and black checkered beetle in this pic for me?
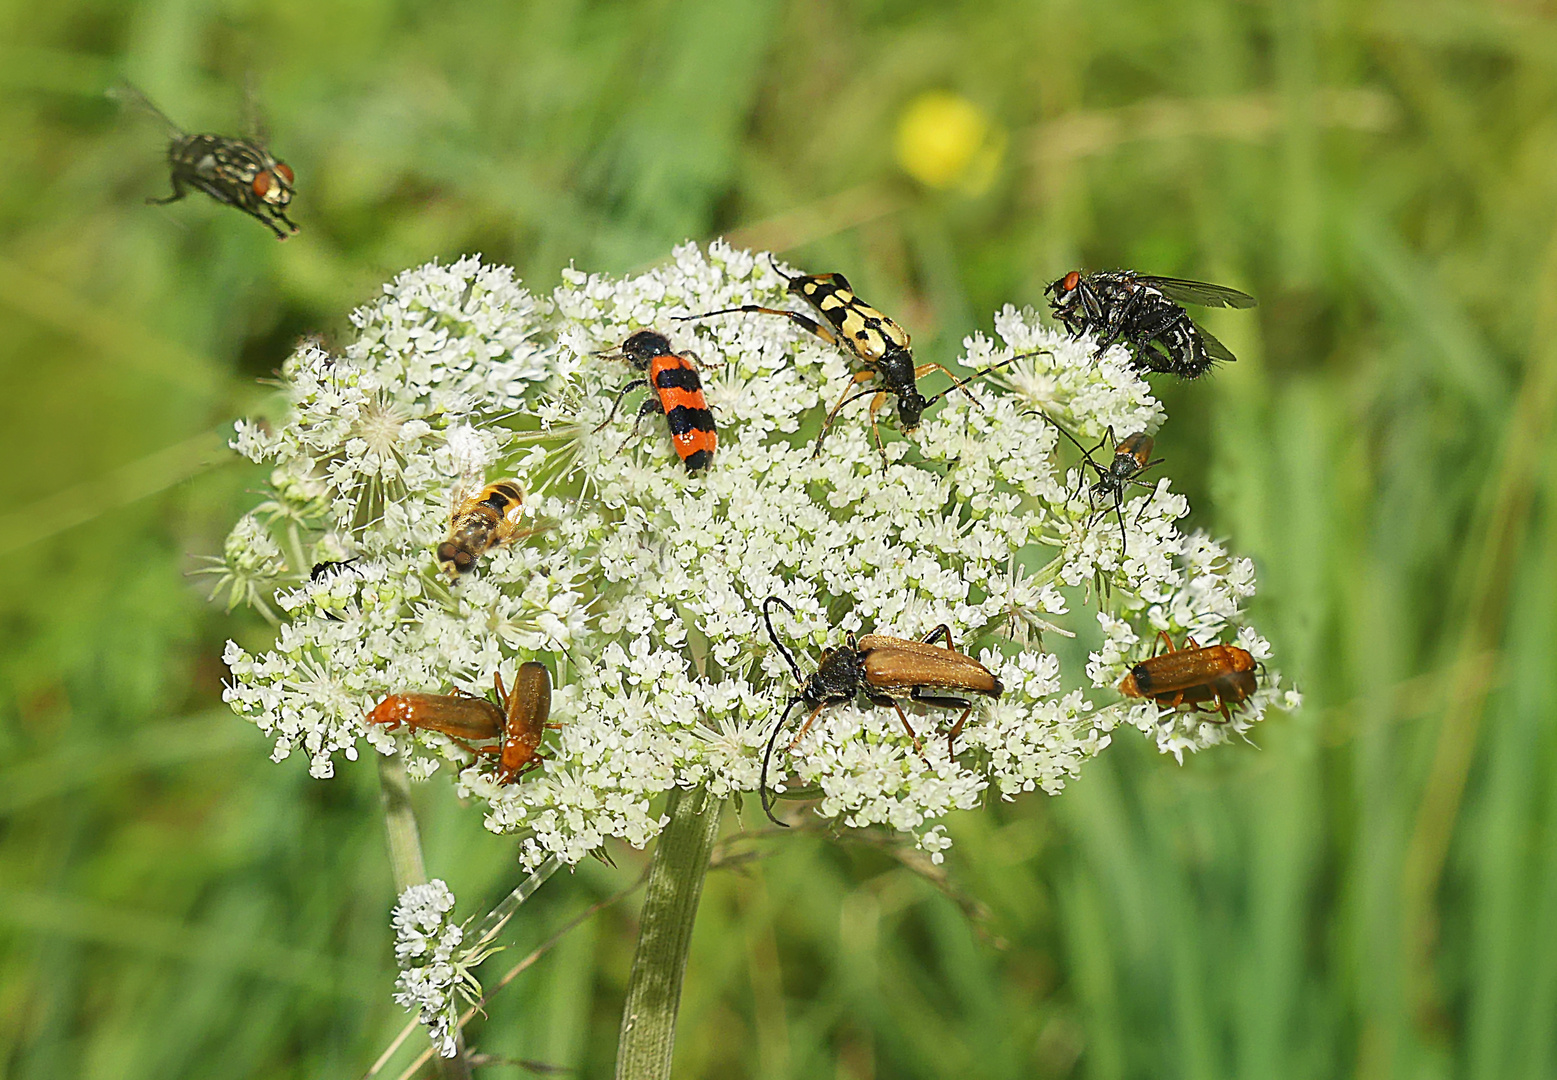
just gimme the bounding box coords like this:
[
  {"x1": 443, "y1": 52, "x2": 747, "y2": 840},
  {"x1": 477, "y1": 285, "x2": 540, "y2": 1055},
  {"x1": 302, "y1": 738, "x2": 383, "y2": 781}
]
[
  {"x1": 680, "y1": 260, "x2": 1021, "y2": 460},
  {"x1": 594, "y1": 330, "x2": 717, "y2": 472},
  {"x1": 758, "y1": 596, "x2": 1002, "y2": 825},
  {"x1": 110, "y1": 81, "x2": 299, "y2": 240}
]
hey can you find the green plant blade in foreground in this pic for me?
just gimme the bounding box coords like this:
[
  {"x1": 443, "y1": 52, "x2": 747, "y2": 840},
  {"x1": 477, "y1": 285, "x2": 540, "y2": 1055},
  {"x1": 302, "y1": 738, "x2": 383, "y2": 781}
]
[{"x1": 615, "y1": 787, "x2": 723, "y2": 1080}]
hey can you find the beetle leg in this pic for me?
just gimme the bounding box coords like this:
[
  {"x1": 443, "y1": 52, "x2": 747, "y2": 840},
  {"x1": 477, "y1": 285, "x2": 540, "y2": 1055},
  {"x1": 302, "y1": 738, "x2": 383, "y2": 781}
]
[
  {"x1": 867, "y1": 391, "x2": 890, "y2": 461},
  {"x1": 812, "y1": 370, "x2": 879, "y2": 458},
  {"x1": 873, "y1": 697, "x2": 922, "y2": 751},
  {"x1": 947, "y1": 706, "x2": 973, "y2": 756},
  {"x1": 593, "y1": 379, "x2": 649, "y2": 434},
  {"x1": 494, "y1": 669, "x2": 508, "y2": 706},
  {"x1": 786, "y1": 702, "x2": 831, "y2": 752},
  {"x1": 1153, "y1": 631, "x2": 1176, "y2": 656},
  {"x1": 679, "y1": 305, "x2": 839, "y2": 348},
  {"x1": 920, "y1": 624, "x2": 956, "y2": 650}
]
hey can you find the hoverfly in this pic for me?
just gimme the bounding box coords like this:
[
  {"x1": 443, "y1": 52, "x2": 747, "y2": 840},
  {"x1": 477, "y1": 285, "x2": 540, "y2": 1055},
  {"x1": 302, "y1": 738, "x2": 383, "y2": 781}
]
[
  {"x1": 438, "y1": 479, "x2": 543, "y2": 578},
  {"x1": 1046, "y1": 270, "x2": 1255, "y2": 378},
  {"x1": 110, "y1": 80, "x2": 299, "y2": 240}
]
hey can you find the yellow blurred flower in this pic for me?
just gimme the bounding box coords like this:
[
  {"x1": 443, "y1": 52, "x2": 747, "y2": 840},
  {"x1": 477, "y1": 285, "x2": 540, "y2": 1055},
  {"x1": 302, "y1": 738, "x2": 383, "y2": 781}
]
[{"x1": 894, "y1": 90, "x2": 1007, "y2": 195}]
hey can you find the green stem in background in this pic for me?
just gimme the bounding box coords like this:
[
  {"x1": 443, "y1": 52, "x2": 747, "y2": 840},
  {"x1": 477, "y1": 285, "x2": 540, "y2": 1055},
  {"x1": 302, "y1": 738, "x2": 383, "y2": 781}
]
[
  {"x1": 615, "y1": 786, "x2": 723, "y2": 1080},
  {"x1": 377, "y1": 752, "x2": 473, "y2": 1080}
]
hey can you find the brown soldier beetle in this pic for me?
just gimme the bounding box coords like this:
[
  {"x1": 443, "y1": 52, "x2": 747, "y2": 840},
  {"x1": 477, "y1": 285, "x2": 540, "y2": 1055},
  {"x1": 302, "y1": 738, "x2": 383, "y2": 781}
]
[
  {"x1": 367, "y1": 661, "x2": 559, "y2": 784},
  {"x1": 1040, "y1": 415, "x2": 1164, "y2": 555},
  {"x1": 1117, "y1": 632, "x2": 1258, "y2": 723},
  {"x1": 679, "y1": 259, "x2": 1022, "y2": 460},
  {"x1": 758, "y1": 596, "x2": 1003, "y2": 825}
]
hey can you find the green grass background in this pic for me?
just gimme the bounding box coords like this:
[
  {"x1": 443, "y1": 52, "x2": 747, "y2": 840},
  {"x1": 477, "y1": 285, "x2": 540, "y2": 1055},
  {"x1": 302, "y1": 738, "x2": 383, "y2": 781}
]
[{"x1": 3, "y1": 1, "x2": 1555, "y2": 1077}]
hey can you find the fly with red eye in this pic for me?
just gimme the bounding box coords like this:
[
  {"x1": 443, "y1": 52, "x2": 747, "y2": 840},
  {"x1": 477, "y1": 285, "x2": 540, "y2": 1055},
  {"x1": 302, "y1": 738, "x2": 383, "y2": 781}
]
[
  {"x1": 111, "y1": 81, "x2": 300, "y2": 239},
  {"x1": 1046, "y1": 269, "x2": 1254, "y2": 378}
]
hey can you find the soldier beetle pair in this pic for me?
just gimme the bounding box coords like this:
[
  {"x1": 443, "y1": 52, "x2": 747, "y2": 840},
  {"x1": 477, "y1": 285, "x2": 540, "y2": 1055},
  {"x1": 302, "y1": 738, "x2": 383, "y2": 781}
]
[
  {"x1": 367, "y1": 662, "x2": 557, "y2": 784},
  {"x1": 1118, "y1": 632, "x2": 1258, "y2": 723},
  {"x1": 758, "y1": 596, "x2": 1003, "y2": 825}
]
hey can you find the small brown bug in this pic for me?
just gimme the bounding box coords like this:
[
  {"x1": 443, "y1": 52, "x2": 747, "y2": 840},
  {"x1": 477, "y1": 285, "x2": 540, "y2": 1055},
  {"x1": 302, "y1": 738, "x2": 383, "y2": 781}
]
[
  {"x1": 366, "y1": 690, "x2": 504, "y2": 742},
  {"x1": 759, "y1": 596, "x2": 1002, "y2": 825},
  {"x1": 366, "y1": 662, "x2": 559, "y2": 784},
  {"x1": 438, "y1": 479, "x2": 544, "y2": 578},
  {"x1": 1042, "y1": 416, "x2": 1165, "y2": 554},
  {"x1": 485, "y1": 661, "x2": 558, "y2": 784},
  {"x1": 1117, "y1": 632, "x2": 1258, "y2": 722}
]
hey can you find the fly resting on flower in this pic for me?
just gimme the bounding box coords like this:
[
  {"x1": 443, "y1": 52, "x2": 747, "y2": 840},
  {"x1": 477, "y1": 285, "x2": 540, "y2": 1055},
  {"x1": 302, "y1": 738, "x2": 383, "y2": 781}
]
[
  {"x1": 679, "y1": 258, "x2": 1023, "y2": 460},
  {"x1": 758, "y1": 597, "x2": 1002, "y2": 826},
  {"x1": 438, "y1": 479, "x2": 545, "y2": 578},
  {"x1": 110, "y1": 80, "x2": 300, "y2": 240},
  {"x1": 1045, "y1": 270, "x2": 1255, "y2": 378}
]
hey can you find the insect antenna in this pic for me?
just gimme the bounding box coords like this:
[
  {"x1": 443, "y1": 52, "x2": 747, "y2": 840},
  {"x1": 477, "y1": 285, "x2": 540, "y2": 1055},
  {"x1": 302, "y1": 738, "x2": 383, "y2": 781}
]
[
  {"x1": 762, "y1": 596, "x2": 805, "y2": 683},
  {"x1": 759, "y1": 696, "x2": 805, "y2": 827},
  {"x1": 921, "y1": 348, "x2": 1050, "y2": 409}
]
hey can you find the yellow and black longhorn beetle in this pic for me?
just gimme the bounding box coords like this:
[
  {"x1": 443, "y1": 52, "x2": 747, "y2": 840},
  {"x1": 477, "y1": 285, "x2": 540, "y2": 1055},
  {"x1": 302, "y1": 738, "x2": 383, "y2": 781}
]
[{"x1": 681, "y1": 260, "x2": 1021, "y2": 460}]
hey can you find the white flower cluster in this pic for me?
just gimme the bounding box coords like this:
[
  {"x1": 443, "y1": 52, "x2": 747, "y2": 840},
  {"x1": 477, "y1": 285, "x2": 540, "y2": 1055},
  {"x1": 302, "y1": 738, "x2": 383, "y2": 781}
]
[
  {"x1": 390, "y1": 880, "x2": 486, "y2": 1058},
  {"x1": 220, "y1": 242, "x2": 1295, "y2": 868}
]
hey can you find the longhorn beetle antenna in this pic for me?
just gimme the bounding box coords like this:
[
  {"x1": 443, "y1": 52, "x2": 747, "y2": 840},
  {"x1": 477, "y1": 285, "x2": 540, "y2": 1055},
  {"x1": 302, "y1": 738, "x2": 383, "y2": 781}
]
[
  {"x1": 762, "y1": 595, "x2": 805, "y2": 683},
  {"x1": 759, "y1": 695, "x2": 806, "y2": 826}
]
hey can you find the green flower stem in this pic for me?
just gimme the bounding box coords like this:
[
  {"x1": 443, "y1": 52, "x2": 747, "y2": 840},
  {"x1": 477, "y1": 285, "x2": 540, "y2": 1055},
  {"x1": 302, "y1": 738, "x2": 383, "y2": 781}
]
[
  {"x1": 615, "y1": 786, "x2": 723, "y2": 1080},
  {"x1": 376, "y1": 752, "x2": 472, "y2": 1080}
]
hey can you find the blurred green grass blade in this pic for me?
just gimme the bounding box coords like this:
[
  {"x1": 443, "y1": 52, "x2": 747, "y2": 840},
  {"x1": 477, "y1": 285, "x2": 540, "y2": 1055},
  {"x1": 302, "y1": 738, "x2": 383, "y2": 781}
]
[{"x1": 0, "y1": 888, "x2": 367, "y2": 997}]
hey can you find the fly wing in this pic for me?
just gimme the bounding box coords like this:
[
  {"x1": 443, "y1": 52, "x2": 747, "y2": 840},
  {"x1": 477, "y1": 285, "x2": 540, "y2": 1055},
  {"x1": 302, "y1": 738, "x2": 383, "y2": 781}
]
[
  {"x1": 107, "y1": 80, "x2": 185, "y2": 137},
  {"x1": 1196, "y1": 324, "x2": 1240, "y2": 364},
  {"x1": 1143, "y1": 277, "x2": 1257, "y2": 309}
]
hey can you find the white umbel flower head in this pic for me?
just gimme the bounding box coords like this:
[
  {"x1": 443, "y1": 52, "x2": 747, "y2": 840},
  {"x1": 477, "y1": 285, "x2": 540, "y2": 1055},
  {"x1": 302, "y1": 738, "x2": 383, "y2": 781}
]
[
  {"x1": 390, "y1": 880, "x2": 494, "y2": 1058},
  {"x1": 221, "y1": 243, "x2": 1295, "y2": 867}
]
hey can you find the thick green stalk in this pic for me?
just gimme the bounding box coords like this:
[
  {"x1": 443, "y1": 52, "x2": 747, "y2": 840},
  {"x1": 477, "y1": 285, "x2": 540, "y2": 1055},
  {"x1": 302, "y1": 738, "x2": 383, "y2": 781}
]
[
  {"x1": 377, "y1": 752, "x2": 472, "y2": 1080},
  {"x1": 615, "y1": 786, "x2": 723, "y2": 1080}
]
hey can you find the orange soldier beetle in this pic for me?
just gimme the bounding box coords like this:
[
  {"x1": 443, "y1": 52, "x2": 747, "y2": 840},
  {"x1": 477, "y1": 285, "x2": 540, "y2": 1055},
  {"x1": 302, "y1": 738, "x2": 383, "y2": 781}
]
[
  {"x1": 759, "y1": 596, "x2": 1003, "y2": 825},
  {"x1": 366, "y1": 662, "x2": 559, "y2": 784},
  {"x1": 1117, "y1": 632, "x2": 1258, "y2": 722},
  {"x1": 679, "y1": 259, "x2": 1022, "y2": 460},
  {"x1": 594, "y1": 330, "x2": 717, "y2": 472}
]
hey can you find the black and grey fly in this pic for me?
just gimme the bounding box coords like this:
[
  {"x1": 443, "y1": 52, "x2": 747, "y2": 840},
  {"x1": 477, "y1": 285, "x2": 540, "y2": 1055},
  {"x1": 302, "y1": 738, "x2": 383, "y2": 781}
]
[
  {"x1": 1046, "y1": 270, "x2": 1255, "y2": 378},
  {"x1": 110, "y1": 81, "x2": 299, "y2": 240}
]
